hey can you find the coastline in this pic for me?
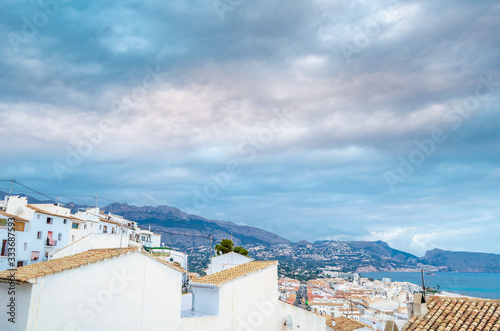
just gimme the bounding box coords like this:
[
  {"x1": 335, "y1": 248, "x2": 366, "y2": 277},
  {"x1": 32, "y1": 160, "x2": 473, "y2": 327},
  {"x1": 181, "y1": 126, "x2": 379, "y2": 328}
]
[{"x1": 360, "y1": 271, "x2": 500, "y2": 300}]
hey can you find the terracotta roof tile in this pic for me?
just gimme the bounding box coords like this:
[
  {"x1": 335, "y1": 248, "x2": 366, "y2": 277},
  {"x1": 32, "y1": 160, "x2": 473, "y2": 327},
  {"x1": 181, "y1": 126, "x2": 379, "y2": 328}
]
[
  {"x1": 0, "y1": 247, "x2": 138, "y2": 283},
  {"x1": 192, "y1": 261, "x2": 277, "y2": 287},
  {"x1": 0, "y1": 210, "x2": 30, "y2": 222},
  {"x1": 332, "y1": 316, "x2": 373, "y2": 331},
  {"x1": 402, "y1": 296, "x2": 500, "y2": 331},
  {"x1": 26, "y1": 204, "x2": 71, "y2": 219}
]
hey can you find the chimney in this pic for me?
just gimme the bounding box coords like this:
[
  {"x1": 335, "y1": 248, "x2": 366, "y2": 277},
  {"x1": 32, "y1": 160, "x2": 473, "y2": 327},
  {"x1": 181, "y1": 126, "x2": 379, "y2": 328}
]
[
  {"x1": 408, "y1": 293, "x2": 429, "y2": 319},
  {"x1": 384, "y1": 321, "x2": 399, "y2": 331}
]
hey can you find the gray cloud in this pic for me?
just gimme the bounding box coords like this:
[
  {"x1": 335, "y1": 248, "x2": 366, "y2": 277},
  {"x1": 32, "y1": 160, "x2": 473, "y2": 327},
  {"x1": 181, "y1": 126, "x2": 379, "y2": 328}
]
[{"x1": 1, "y1": 0, "x2": 499, "y2": 255}]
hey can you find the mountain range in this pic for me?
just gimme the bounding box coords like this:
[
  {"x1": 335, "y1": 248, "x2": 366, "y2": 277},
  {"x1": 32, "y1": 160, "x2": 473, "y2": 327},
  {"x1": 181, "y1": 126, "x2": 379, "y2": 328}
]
[{"x1": 2, "y1": 191, "x2": 499, "y2": 273}]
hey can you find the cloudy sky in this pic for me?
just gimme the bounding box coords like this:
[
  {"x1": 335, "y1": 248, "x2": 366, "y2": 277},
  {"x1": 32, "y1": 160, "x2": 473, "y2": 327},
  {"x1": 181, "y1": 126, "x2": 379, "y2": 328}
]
[{"x1": 1, "y1": 0, "x2": 499, "y2": 256}]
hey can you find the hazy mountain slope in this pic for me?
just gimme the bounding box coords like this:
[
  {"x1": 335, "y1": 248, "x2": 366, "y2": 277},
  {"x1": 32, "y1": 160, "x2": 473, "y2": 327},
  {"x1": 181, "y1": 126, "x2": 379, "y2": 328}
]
[
  {"x1": 102, "y1": 202, "x2": 291, "y2": 248},
  {"x1": 422, "y1": 249, "x2": 500, "y2": 273}
]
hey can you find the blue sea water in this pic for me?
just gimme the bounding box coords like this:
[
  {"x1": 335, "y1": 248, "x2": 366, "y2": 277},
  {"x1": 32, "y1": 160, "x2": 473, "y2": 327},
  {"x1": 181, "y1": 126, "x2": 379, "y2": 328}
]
[{"x1": 360, "y1": 272, "x2": 500, "y2": 300}]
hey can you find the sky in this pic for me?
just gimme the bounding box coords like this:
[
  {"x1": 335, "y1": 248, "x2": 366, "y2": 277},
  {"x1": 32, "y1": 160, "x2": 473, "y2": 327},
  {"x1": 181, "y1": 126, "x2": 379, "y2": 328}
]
[{"x1": 1, "y1": 0, "x2": 499, "y2": 256}]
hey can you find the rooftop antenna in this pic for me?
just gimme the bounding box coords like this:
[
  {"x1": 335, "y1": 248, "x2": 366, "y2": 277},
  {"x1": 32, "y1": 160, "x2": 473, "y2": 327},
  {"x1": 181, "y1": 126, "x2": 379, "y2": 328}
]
[
  {"x1": 8, "y1": 180, "x2": 14, "y2": 198},
  {"x1": 421, "y1": 269, "x2": 426, "y2": 296}
]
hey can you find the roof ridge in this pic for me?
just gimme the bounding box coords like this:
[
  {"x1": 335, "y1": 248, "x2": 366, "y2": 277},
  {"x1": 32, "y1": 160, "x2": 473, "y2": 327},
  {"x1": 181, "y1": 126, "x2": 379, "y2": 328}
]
[
  {"x1": 192, "y1": 260, "x2": 277, "y2": 287},
  {"x1": 0, "y1": 246, "x2": 137, "y2": 284}
]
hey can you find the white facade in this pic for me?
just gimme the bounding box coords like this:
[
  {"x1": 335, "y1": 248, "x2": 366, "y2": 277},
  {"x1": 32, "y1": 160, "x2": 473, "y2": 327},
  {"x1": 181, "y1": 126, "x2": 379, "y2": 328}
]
[
  {"x1": 0, "y1": 196, "x2": 164, "y2": 272},
  {"x1": 0, "y1": 196, "x2": 73, "y2": 271},
  {"x1": 0, "y1": 249, "x2": 184, "y2": 331},
  {"x1": 205, "y1": 252, "x2": 253, "y2": 275}
]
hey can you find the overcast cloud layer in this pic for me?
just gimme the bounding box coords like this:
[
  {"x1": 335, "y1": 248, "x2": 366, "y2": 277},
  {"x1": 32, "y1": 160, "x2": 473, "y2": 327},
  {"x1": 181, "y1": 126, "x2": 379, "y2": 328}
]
[{"x1": 1, "y1": 0, "x2": 500, "y2": 256}]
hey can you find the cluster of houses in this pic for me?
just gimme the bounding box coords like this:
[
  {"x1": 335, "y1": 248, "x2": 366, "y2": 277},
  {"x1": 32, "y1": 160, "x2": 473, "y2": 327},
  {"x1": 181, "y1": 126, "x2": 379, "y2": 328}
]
[
  {"x1": 279, "y1": 275, "x2": 500, "y2": 331},
  {"x1": 1, "y1": 194, "x2": 499, "y2": 330},
  {"x1": 0, "y1": 195, "x2": 167, "y2": 271}
]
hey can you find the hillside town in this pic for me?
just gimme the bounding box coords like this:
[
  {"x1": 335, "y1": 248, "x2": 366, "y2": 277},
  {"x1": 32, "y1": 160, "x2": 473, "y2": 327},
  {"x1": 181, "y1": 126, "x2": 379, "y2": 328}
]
[{"x1": 1, "y1": 195, "x2": 499, "y2": 330}]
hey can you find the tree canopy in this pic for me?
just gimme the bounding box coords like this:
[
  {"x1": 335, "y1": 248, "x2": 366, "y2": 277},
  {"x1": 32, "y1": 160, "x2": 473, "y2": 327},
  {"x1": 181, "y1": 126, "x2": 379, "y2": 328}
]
[{"x1": 214, "y1": 239, "x2": 249, "y2": 256}]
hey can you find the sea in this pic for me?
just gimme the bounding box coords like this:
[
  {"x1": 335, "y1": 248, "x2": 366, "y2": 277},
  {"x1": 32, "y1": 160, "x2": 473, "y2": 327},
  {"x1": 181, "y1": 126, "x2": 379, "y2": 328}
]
[{"x1": 360, "y1": 272, "x2": 500, "y2": 300}]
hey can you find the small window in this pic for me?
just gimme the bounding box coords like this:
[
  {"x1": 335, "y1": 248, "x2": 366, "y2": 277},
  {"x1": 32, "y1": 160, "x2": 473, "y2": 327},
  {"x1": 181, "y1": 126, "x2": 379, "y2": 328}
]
[
  {"x1": 47, "y1": 217, "x2": 53, "y2": 224},
  {"x1": 72, "y1": 235, "x2": 75, "y2": 242},
  {"x1": 112, "y1": 228, "x2": 115, "y2": 234},
  {"x1": 71, "y1": 223, "x2": 79, "y2": 229},
  {"x1": 1, "y1": 240, "x2": 7, "y2": 256},
  {"x1": 58, "y1": 233, "x2": 62, "y2": 240},
  {"x1": 99, "y1": 225, "x2": 101, "y2": 230},
  {"x1": 84, "y1": 224, "x2": 87, "y2": 229},
  {"x1": 24, "y1": 243, "x2": 28, "y2": 251},
  {"x1": 37, "y1": 231, "x2": 42, "y2": 239},
  {"x1": 63, "y1": 219, "x2": 67, "y2": 224},
  {"x1": 103, "y1": 226, "x2": 107, "y2": 233},
  {"x1": 37, "y1": 214, "x2": 40, "y2": 219}
]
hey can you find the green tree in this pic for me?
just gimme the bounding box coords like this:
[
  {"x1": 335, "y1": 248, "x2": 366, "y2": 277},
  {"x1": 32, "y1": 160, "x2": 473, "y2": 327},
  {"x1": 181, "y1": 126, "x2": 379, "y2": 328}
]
[
  {"x1": 214, "y1": 239, "x2": 249, "y2": 256},
  {"x1": 233, "y1": 246, "x2": 249, "y2": 256},
  {"x1": 215, "y1": 239, "x2": 234, "y2": 255}
]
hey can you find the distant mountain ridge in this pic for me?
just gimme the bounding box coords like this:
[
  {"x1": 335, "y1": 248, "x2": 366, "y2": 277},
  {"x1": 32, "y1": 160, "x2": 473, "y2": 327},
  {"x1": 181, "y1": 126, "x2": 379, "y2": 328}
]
[
  {"x1": 2, "y1": 191, "x2": 500, "y2": 272},
  {"x1": 422, "y1": 249, "x2": 500, "y2": 273},
  {"x1": 102, "y1": 202, "x2": 291, "y2": 248}
]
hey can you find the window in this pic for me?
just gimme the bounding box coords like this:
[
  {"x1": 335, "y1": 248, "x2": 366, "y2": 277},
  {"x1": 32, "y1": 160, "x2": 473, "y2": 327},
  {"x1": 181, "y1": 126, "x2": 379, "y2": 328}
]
[
  {"x1": 24, "y1": 243, "x2": 28, "y2": 251},
  {"x1": 63, "y1": 219, "x2": 67, "y2": 224},
  {"x1": 37, "y1": 214, "x2": 40, "y2": 219},
  {"x1": 103, "y1": 226, "x2": 108, "y2": 233},
  {"x1": 37, "y1": 231, "x2": 42, "y2": 239},
  {"x1": 72, "y1": 235, "x2": 75, "y2": 242},
  {"x1": 31, "y1": 251, "x2": 40, "y2": 261},
  {"x1": 99, "y1": 225, "x2": 101, "y2": 230},
  {"x1": 71, "y1": 223, "x2": 79, "y2": 229},
  {"x1": 112, "y1": 228, "x2": 115, "y2": 234},
  {"x1": 58, "y1": 233, "x2": 62, "y2": 240},
  {"x1": 1, "y1": 240, "x2": 7, "y2": 256},
  {"x1": 47, "y1": 217, "x2": 53, "y2": 224},
  {"x1": 84, "y1": 224, "x2": 87, "y2": 230}
]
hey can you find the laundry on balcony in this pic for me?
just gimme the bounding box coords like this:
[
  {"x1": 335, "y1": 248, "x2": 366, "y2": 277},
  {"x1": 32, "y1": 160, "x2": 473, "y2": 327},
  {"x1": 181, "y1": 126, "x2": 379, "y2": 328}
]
[{"x1": 47, "y1": 232, "x2": 56, "y2": 246}]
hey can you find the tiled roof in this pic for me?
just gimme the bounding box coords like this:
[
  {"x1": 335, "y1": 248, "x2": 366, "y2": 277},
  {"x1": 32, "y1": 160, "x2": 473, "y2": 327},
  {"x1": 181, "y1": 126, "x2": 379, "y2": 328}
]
[
  {"x1": 402, "y1": 296, "x2": 500, "y2": 331},
  {"x1": 332, "y1": 316, "x2": 372, "y2": 331},
  {"x1": 192, "y1": 261, "x2": 277, "y2": 287},
  {"x1": 26, "y1": 204, "x2": 71, "y2": 219},
  {"x1": 0, "y1": 210, "x2": 29, "y2": 222},
  {"x1": 0, "y1": 247, "x2": 137, "y2": 284},
  {"x1": 0, "y1": 246, "x2": 185, "y2": 283}
]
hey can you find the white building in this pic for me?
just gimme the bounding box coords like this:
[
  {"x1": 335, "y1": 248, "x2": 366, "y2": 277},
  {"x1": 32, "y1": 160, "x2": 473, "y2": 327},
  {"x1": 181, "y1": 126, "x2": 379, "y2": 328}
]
[
  {"x1": 0, "y1": 196, "x2": 74, "y2": 270},
  {"x1": 183, "y1": 260, "x2": 326, "y2": 330},
  {"x1": 0, "y1": 196, "x2": 165, "y2": 272},
  {"x1": 205, "y1": 251, "x2": 254, "y2": 275},
  {"x1": 147, "y1": 247, "x2": 188, "y2": 270},
  {"x1": 0, "y1": 247, "x2": 185, "y2": 331}
]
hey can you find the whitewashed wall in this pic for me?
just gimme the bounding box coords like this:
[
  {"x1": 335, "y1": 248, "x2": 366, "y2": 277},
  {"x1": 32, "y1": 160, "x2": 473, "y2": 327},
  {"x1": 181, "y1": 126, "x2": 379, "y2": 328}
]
[
  {"x1": 20, "y1": 252, "x2": 183, "y2": 331},
  {"x1": 183, "y1": 264, "x2": 325, "y2": 331},
  {"x1": 0, "y1": 282, "x2": 32, "y2": 331},
  {"x1": 49, "y1": 233, "x2": 130, "y2": 259}
]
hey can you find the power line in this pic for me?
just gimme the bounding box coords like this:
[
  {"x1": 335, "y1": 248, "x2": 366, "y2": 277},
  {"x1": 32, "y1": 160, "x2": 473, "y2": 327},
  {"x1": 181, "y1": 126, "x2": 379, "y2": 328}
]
[{"x1": 9, "y1": 180, "x2": 64, "y2": 205}]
